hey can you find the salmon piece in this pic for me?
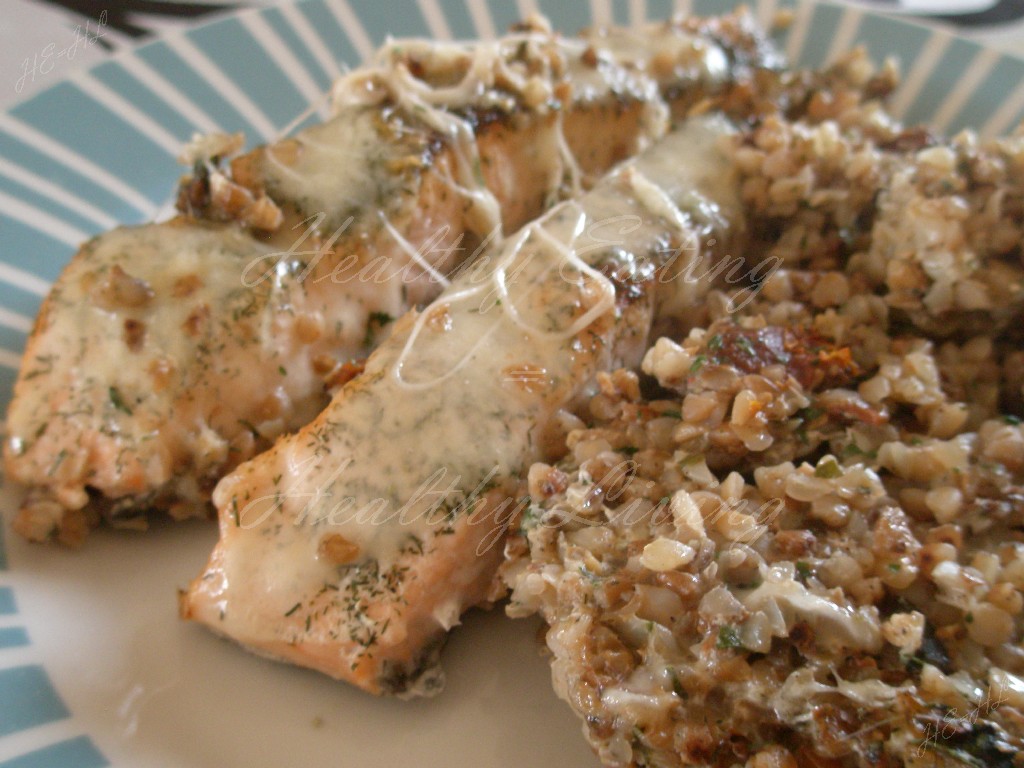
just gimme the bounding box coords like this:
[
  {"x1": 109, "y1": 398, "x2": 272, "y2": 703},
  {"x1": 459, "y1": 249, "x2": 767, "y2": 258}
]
[
  {"x1": 182, "y1": 116, "x2": 747, "y2": 695},
  {"x1": 4, "y1": 15, "x2": 777, "y2": 545}
]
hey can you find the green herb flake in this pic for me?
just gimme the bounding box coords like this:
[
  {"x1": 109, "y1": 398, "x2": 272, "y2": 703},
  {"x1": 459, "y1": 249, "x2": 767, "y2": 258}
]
[
  {"x1": 109, "y1": 386, "x2": 133, "y2": 415},
  {"x1": 796, "y1": 561, "x2": 812, "y2": 579},
  {"x1": 363, "y1": 311, "x2": 395, "y2": 346},
  {"x1": 689, "y1": 354, "x2": 707, "y2": 373},
  {"x1": 843, "y1": 443, "x2": 877, "y2": 460},
  {"x1": 814, "y1": 458, "x2": 842, "y2": 479},
  {"x1": 1003, "y1": 415, "x2": 1022, "y2": 425},
  {"x1": 717, "y1": 625, "x2": 742, "y2": 650},
  {"x1": 707, "y1": 334, "x2": 723, "y2": 351},
  {"x1": 46, "y1": 449, "x2": 68, "y2": 477},
  {"x1": 620, "y1": 446, "x2": 640, "y2": 456},
  {"x1": 799, "y1": 406, "x2": 824, "y2": 422},
  {"x1": 888, "y1": 562, "x2": 902, "y2": 572},
  {"x1": 736, "y1": 336, "x2": 755, "y2": 356},
  {"x1": 278, "y1": 365, "x2": 288, "y2": 377},
  {"x1": 668, "y1": 667, "x2": 688, "y2": 699},
  {"x1": 284, "y1": 602, "x2": 301, "y2": 617}
]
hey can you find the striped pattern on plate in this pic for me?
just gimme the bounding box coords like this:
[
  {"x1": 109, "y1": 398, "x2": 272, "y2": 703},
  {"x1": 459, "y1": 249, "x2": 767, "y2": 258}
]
[{"x1": 0, "y1": 1, "x2": 1020, "y2": 764}]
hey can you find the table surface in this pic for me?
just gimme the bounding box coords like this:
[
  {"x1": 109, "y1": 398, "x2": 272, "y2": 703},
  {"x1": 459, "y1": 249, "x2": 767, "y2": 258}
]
[{"x1": 2, "y1": 0, "x2": 1023, "y2": 111}]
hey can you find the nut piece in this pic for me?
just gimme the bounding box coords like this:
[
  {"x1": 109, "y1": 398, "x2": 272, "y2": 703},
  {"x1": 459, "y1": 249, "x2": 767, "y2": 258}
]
[
  {"x1": 123, "y1": 318, "x2": 146, "y2": 352},
  {"x1": 182, "y1": 304, "x2": 211, "y2": 337},
  {"x1": 881, "y1": 611, "x2": 925, "y2": 654},
  {"x1": 319, "y1": 534, "x2": 360, "y2": 565},
  {"x1": 93, "y1": 265, "x2": 154, "y2": 310},
  {"x1": 641, "y1": 537, "x2": 696, "y2": 572},
  {"x1": 671, "y1": 489, "x2": 706, "y2": 542},
  {"x1": 172, "y1": 274, "x2": 203, "y2": 298}
]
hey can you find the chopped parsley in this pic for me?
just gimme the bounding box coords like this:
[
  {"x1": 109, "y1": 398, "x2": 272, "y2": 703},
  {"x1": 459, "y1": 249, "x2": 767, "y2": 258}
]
[
  {"x1": 842, "y1": 443, "x2": 877, "y2": 460},
  {"x1": 363, "y1": 311, "x2": 395, "y2": 347},
  {"x1": 109, "y1": 386, "x2": 133, "y2": 415},
  {"x1": 797, "y1": 406, "x2": 824, "y2": 422},
  {"x1": 46, "y1": 449, "x2": 68, "y2": 477},
  {"x1": 717, "y1": 625, "x2": 742, "y2": 650},
  {"x1": 667, "y1": 667, "x2": 688, "y2": 699},
  {"x1": 735, "y1": 336, "x2": 755, "y2": 357},
  {"x1": 814, "y1": 458, "x2": 842, "y2": 479}
]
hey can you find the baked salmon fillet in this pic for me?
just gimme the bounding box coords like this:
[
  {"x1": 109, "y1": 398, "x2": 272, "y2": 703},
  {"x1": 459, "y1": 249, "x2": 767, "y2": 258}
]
[
  {"x1": 4, "y1": 13, "x2": 773, "y2": 545},
  {"x1": 181, "y1": 115, "x2": 749, "y2": 696}
]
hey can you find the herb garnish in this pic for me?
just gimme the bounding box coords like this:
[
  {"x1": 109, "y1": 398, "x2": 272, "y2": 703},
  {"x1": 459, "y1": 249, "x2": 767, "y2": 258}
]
[
  {"x1": 814, "y1": 458, "x2": 842, "y2": 479},
  {"x1": 109, "y1": 386, "x2": 133, "y2": 415},
  {"x1": 717, "y1": 625, "x2": 742, "y2": 650}
]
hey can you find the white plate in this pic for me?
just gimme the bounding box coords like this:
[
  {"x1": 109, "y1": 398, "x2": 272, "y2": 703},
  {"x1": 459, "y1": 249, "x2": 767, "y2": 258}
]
[{"x1": 1, "y1": 1, "x2": 1023, "y2": 765}]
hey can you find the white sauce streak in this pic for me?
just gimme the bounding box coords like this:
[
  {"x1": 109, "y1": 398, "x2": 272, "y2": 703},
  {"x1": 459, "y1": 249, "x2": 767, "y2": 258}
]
[{"x1": 209, "y1": 118, "x2": 741, "y2": 660}]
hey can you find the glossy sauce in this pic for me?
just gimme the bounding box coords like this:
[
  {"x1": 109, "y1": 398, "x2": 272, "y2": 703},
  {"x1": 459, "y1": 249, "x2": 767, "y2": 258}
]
[
  {"x1": 6, "y1": 18, "x2": 742, "y2": 544},
  {"x1": 185, "y1": 116, "x2": 744, "y2": 694},
  {"x1": 5, "y1": 223, "x2": 336, "y2": 511}
]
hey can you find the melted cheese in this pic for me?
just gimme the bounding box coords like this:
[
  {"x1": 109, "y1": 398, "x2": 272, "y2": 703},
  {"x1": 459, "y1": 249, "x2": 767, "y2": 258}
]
[
  {"x1": 7, "y1": 15, "x2": 749, "y2": 548},
  {"x1": 189, "y1": 116, "x2": 743, "y2": 692},
  {"x1": 262, "y1": 107, "x2": 391, "y2": 231},
  {"x1": 742, "y1": 564, "x2": 883, "y2": 654},
  {"x1": 580, "y1": 24, "x2": 730, "y2": 94},
  {"x1": 5, "y1": 221, "x2": 329, "y2": 510}
]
